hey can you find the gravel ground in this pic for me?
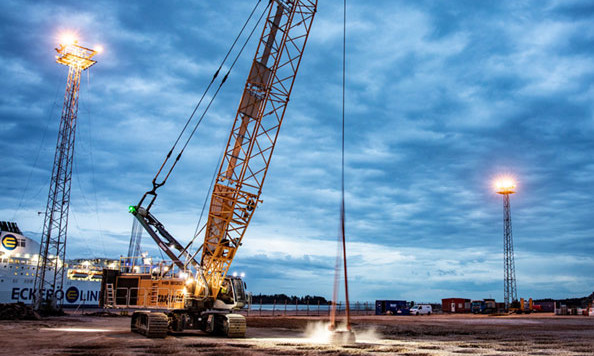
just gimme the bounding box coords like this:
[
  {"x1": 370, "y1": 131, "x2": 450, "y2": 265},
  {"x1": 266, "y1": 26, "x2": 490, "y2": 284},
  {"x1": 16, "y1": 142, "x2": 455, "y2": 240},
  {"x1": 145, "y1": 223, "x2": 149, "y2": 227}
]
[{"x1": 1, "y1": 312, "x2": 593, "y2": 355}]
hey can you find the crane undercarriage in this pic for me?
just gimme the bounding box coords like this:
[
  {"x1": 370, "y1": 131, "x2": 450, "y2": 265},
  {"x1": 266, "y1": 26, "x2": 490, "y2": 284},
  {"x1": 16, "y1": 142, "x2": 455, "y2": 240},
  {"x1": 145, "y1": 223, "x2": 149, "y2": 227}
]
[
  {"x1": 130, "y1": 310, "x2": 246, "y2": 338},
  {"x1": 102, "y1": 268, "x2": 249, "y2": 338}
]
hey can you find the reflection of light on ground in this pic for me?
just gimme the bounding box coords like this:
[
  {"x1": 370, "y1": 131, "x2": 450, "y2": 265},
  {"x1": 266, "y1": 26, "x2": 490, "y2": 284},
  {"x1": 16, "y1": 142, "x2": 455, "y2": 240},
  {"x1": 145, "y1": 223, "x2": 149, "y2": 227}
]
[
  {"x1": 41, "y1": 328, "x2": 114, "y2": 332},
  {"x1": 247, "y1": 321, "x2": 384, "y2": 346}
]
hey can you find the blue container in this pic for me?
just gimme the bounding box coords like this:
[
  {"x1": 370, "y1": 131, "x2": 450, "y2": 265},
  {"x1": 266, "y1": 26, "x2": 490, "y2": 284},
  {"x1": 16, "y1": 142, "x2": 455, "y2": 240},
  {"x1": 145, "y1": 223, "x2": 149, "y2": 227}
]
[{"x1": 375, "y1": 300, "x2": 410, "y2": 315}]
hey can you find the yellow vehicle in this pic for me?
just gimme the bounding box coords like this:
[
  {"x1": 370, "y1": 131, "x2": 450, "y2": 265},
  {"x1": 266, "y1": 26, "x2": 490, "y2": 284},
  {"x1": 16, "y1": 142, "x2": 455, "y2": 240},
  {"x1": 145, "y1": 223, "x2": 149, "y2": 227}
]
[
  {"x1": 101, "y1": 0, "x2": 317, "y2": 338},
  {"x1": 102, "y1": 259, "x2": 248, "y2": 337},
  {"x1": 509, "y1": 298, "x2": 533, "y2": 314}
]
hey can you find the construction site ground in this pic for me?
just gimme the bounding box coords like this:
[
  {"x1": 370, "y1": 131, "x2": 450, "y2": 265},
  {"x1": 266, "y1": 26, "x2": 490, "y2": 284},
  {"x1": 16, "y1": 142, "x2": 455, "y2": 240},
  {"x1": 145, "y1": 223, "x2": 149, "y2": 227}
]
[{"x1": 1, "y1": 312, "x2": 593, "y2": 355}]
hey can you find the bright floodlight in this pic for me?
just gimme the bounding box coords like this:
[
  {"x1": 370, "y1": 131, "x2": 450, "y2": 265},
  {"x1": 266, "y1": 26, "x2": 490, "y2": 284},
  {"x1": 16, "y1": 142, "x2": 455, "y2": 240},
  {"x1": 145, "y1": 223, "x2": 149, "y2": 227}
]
[
  {"x1": 55, "y1": 36, "x2": 98, "y2": 70},
  {"x1": 60, "y1": 33, "x2": 77, "y2": 46},
  {"x1": 495, "y1": 178, "x2": 516, "y2": 194}
]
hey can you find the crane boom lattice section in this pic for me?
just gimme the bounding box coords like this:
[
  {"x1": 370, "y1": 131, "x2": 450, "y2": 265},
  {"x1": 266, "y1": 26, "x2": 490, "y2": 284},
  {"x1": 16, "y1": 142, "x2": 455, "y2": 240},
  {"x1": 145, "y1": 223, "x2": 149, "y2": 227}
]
[{"x1": 201, "y1": 0, "x2": 317, "y2": 298}]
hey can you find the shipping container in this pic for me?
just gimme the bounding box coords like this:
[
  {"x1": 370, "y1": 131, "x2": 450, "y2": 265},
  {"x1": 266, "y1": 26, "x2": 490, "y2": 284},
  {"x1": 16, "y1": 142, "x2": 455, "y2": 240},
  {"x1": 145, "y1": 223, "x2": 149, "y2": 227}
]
[
  {"x1": 533, "y1": 301, "x2": 555, "y2": 312},
  {"x1": 441, "y1": 298, "x2": 471, "y2": 313},
  {"x1": 375, "y1": 300, "x2": 410, "y2": 315}
]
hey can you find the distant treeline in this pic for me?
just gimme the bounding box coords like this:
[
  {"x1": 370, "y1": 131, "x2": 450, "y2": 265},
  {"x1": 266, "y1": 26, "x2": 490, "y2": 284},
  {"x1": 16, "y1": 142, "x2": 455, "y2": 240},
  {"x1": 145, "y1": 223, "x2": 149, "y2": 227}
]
[
  {"x1": 535, "y1": 292, "x2": 594, "y2": 308},
  {"x1": 251, "y1": 294, "x2": 329, "y2": 305},
  {"x1": 249, "y1": 292, "x2": 594, "y2": 307}
]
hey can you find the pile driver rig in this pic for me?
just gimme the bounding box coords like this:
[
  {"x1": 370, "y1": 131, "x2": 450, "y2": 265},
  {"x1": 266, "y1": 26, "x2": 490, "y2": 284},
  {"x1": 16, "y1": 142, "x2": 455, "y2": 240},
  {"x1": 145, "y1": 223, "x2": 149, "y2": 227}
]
[{"x1": 101, "y1": 0, "x2": 317, "y2": 338}]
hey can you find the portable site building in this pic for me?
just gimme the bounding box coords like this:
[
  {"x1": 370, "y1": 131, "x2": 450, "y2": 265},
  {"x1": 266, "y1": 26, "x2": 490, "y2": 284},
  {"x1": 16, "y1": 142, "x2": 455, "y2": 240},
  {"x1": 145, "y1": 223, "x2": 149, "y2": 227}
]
[{"x1": 442, "y1": 298, "x2": 471, "y2": 313}]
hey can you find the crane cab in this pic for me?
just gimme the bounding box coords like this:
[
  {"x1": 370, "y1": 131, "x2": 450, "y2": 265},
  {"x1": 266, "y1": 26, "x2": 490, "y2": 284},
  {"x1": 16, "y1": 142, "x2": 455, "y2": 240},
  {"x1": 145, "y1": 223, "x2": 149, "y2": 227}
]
[{"x1": 213, "y1": 275, "x2": 249, "y2": 310}]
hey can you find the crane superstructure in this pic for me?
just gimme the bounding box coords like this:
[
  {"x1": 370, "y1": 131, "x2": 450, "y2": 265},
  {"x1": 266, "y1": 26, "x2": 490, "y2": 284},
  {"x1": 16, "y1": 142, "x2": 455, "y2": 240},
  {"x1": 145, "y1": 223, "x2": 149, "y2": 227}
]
[{"x1": 102, "y1": 0, "x2": 316, "y2": 338}]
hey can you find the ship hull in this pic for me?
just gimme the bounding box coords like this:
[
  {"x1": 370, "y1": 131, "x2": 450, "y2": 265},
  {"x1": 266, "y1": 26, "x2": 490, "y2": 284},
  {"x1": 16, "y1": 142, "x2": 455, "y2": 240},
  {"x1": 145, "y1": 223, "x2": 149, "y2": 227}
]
[{"x1": 1, "y1": 224, "x2": 107, "y2": 307}]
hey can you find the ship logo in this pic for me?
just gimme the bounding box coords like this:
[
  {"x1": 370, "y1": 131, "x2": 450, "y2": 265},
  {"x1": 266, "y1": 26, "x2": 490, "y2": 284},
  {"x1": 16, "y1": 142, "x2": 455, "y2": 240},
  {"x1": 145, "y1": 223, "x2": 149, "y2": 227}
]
[
  {"x1": 2, "y1": 234, "x2": 18, "y2": 250},
  {"x1": 65, "y1": 286, "x2": 79, "y2": 303}
]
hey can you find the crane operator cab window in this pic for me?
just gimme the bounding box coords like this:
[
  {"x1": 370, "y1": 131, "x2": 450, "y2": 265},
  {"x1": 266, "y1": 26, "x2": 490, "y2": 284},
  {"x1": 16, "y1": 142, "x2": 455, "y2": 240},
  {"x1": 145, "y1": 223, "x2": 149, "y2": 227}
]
[
  {"x1": 219, "y1": 280, "x2": 234, "y2": 304},
  {"x1": 232, "y1": 278, "x2": 247, "y2": 303}
]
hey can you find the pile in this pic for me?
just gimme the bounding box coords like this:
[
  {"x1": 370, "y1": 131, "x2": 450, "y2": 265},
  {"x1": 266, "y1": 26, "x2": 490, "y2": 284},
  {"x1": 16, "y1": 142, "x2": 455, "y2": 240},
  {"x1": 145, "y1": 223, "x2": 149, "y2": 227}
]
[{"x1": 0, "y1": 302, "x2": 40, "y2": 320}]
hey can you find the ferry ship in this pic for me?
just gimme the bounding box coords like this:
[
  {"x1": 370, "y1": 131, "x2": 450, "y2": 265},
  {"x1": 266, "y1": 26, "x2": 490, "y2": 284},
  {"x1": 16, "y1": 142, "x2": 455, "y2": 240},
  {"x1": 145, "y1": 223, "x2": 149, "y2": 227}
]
[{"x1": 0, "y1": 221, "x2": 116, "y2": 307}]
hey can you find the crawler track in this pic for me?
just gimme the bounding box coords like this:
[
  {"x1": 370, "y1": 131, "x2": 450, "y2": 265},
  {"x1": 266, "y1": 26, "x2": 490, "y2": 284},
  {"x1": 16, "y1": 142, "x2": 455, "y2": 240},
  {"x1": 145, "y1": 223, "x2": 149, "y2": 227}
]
[
  {"x1": 131, "y1": 311, "x2": 168, "y2": 338},
  {"x1": 223, "y1": 314, "x2": 246, "y2": 338}
]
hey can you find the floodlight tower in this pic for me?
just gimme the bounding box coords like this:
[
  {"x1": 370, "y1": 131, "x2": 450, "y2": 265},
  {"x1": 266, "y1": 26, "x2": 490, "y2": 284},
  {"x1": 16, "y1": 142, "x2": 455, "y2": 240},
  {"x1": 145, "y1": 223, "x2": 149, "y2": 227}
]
[
  {"x1": 33, "y1": 37, "x2": 97, "y2": 311},
  {"x1": 495, "y1": 178, "x2": 518, "y2": 312}
]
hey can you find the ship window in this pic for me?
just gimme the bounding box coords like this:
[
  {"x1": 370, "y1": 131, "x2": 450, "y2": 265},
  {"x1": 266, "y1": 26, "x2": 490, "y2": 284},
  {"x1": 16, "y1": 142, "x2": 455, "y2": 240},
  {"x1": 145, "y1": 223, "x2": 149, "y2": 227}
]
[{"x1": 20, "y1": 240, "x2": 25, "y2": 247}]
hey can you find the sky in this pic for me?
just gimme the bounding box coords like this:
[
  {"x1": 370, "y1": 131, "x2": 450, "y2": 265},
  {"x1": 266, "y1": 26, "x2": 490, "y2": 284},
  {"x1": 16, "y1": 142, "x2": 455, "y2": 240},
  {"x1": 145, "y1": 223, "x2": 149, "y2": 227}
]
[{"x1": 1, "y1": 0, "x2": 593, "y2": 303}]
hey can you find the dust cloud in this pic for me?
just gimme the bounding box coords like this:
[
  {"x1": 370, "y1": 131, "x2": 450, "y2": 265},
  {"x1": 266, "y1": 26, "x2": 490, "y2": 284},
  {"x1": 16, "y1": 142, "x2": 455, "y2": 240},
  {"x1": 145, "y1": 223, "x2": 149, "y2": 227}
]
[{"x1": 303, "y1": 320, "x2": 382, "y2": 344}]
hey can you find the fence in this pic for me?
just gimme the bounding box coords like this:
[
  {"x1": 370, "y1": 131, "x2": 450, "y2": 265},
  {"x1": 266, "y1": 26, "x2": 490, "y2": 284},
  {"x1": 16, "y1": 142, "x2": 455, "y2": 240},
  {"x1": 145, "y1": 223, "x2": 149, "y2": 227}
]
[
  {"x1": 108, "y1": 288, "x2": 376, "y2": 316},
  {"x1": 242, "y1": 300, "x2": 375, "y2": 316}
]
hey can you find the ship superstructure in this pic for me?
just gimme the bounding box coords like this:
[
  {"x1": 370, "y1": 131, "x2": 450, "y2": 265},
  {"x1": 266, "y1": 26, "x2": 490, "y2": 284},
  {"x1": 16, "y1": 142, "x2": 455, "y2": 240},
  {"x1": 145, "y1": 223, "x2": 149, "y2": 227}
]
[{"x1": 1, "y1": 221, "x2": 113, "y2": 306}]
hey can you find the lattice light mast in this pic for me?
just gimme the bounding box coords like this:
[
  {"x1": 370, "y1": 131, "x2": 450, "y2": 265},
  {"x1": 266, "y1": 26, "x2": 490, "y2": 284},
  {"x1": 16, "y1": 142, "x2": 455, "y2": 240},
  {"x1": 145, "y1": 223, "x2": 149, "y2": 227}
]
[
  {"x1": 34, "y1": 36, "x2": 97, "y2": 310},
  {"x1": 495, "y1": 178, "x2": 518, "y2": 312}
]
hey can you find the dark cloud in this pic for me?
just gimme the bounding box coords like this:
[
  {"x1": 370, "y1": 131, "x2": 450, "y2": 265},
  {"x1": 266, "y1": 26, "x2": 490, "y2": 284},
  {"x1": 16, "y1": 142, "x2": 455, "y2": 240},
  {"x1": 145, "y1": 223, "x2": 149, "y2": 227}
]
[{"x1": 1, "y1": 0, "x2": 593, "y2": 302}]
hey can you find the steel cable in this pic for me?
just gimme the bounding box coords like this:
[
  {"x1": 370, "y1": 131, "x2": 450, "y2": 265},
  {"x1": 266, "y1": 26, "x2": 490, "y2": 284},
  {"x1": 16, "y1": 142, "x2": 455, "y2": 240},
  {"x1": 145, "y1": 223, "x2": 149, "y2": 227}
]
[{"x1": 142, "y1": 0, "x2": 268, "y2": 208}]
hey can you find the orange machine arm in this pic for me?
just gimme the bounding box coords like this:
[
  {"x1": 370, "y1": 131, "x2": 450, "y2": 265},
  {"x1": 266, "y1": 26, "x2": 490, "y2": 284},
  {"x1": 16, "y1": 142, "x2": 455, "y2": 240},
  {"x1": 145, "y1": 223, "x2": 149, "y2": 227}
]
[{"x1": 201, "y1": 0, "x2": 317, "y2": 298}]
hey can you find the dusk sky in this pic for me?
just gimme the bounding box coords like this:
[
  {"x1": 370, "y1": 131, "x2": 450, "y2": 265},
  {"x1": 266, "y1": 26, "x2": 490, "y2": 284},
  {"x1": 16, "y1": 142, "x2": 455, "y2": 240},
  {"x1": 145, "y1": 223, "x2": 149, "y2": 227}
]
[{"x1": 1, "y1": 1, "x2": 593, "y2": 303}]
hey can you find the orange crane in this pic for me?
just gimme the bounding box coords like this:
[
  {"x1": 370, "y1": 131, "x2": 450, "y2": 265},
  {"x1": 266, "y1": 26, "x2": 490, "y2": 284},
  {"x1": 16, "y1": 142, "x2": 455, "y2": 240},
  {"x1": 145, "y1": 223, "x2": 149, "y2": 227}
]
[{"x1": 101, "y1": 0, "x2": 317, "y2": 338}]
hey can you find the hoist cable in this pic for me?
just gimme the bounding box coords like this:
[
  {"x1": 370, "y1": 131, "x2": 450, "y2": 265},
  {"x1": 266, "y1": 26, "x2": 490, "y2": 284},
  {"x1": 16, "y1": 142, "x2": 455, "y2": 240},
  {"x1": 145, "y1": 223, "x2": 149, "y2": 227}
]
[
  {"x1": 181, "y1": 119, "x2": 230, "y2": 268},
  {"x1": 340, "y1": 0, "x2": 352, "y2": 330},
  {"x1": 181, "y1": 142, "x2": 226, "y2": 269},
  {"x1": 176, "y1": 4, "x2": 269, "y2": 157},
  {"x1": 330, "y1": 0, "x2": 350, "y2": 331},
  {"x1": 176, "y1": 4, "x2": 271, "y2": 266},
  {"x1": 169, "y1": 0, "x2": 264, "y2": 153},
  {"x1": 144, "y1": 0, "x2": 267, "y2": 204}
]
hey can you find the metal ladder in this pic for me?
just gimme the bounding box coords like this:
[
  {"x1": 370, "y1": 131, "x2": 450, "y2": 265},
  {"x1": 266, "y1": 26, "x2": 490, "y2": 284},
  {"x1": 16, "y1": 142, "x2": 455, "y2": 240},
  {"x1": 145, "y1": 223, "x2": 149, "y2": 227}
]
[
  {"x1": 105, "y1": 283, "x2": 115, "y2": 307},
  {"x1": 150, "y1": 282, "x2": 159, "y2": 305}
]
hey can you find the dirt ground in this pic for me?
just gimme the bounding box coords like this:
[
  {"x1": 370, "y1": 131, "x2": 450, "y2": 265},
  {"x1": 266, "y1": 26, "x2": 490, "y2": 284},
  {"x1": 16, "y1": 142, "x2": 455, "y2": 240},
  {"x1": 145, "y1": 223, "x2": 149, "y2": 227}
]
[{"x1": 1, "y1": 312, "x2": 593, "y2": 355}]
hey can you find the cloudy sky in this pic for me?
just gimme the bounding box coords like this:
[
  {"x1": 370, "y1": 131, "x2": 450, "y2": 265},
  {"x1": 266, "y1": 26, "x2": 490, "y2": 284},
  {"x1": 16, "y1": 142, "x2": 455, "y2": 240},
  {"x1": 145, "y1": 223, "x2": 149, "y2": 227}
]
[{"x1": 1, "y1": 0, "x2": 593, "y2": 303}]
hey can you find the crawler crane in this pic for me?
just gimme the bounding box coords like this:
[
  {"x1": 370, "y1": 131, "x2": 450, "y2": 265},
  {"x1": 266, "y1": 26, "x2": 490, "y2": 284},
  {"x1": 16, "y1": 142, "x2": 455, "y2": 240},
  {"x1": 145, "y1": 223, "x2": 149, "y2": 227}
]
[{"x1": 101, "y1": 0, "x2": 317, "y2": 338}]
